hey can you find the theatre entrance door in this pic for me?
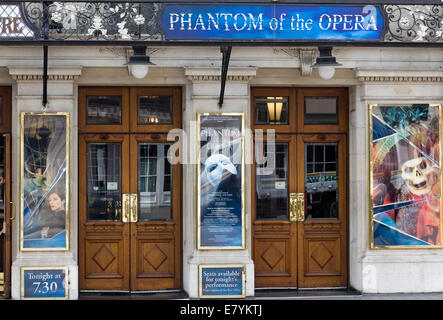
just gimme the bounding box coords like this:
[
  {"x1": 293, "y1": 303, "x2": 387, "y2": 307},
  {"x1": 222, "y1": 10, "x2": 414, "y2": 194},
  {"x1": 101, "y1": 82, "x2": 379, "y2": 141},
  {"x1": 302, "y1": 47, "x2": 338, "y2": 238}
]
[
  {"x1": 78, "y1": 87, "x2": 182, "y2": 291},
  {"x1": 251, "y1": 87, "x2": 348, "y2": 288}
]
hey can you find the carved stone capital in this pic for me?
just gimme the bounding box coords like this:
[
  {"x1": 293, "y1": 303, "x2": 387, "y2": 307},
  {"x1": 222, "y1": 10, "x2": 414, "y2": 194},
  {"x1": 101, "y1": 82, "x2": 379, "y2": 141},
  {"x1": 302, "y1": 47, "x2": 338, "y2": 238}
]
[
  {"x1": 356, "y1": 69, "x2": 443, "y2": 83},
  {"x1": 185, "y1": 67, "x2": 257, "y2": 82},
  {"x1": 8, "y1": 66, "x2": 82, "y2": 81},
  {"x1": 273, "y1": 48, "x2": 318, "y2": 77}
]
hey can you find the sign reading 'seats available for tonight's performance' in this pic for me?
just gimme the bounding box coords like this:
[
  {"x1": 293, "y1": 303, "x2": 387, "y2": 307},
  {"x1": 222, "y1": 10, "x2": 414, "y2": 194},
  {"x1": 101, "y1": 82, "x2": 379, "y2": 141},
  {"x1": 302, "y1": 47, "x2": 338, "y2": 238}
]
[{"x1": 162, "y1": 4, "x2": 384, "y2": 40}]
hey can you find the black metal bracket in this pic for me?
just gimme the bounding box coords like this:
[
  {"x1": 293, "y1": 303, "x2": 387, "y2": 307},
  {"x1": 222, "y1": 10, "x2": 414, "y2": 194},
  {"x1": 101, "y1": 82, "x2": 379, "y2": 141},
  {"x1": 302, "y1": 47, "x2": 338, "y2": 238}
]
[
  {"x1": 42, "y1": 1, "x2": 49, "y2": 109},
  {"x1": 42, "y1": 45, "x2": 48, "y2": 109},
  {"x1": 218, "y1": 46, "x2": 232, "y2": 108}
]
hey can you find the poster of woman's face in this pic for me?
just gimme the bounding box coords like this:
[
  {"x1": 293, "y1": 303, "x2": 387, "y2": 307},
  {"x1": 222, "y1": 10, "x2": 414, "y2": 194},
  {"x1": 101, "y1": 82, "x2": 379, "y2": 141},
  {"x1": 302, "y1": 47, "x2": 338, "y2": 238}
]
[
  {"x1": 370, "y1": 105, "x2": 441, "y2": 247},
  {"x1": 20, "y1": 113, "x2": 69, "y2": 250}
]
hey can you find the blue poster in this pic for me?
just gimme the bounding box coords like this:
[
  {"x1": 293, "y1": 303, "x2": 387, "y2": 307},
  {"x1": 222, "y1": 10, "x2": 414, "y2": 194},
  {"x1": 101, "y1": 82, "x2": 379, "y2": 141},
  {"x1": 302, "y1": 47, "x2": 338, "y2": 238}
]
[
  {"x1": 199, "y1": 114, "x2": 243, "y2": 248},
  {"x1": 200, "y1": 266, "x2": 244, "y2": 297},
  {"x1": 21, "y1": 113, "x2": 69, "y2": 250},
  {"x1": 162, "y1": 4, "x2": 383, "y2": 41},
  {"x1": 22, "y1": 268, "x2": 67, "y2": 299}
]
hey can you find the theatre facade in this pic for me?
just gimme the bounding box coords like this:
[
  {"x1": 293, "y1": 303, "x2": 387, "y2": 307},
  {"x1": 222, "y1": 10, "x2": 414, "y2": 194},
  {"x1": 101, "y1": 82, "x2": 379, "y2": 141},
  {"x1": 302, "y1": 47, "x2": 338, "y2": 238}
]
[{"x1": 0, "y1": 1, "x2": 442, "y2": 299}]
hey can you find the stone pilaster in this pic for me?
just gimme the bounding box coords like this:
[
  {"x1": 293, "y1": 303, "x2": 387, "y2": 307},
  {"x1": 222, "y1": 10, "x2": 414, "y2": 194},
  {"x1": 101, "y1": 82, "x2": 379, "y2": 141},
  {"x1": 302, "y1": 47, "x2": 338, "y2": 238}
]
[
  {"x1": 182, "y1": 67, "x2": 257, "y2": 298},
  {"x1": 8, "y1": 66, "x2": 82, "y2": 300}
]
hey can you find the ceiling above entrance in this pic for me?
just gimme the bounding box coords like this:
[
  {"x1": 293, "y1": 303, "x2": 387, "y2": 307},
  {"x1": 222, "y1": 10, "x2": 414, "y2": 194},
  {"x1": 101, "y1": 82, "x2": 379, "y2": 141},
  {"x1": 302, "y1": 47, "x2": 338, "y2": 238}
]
[{"x1": 1, "y1": 1, "x2": 443, "y2": 46}]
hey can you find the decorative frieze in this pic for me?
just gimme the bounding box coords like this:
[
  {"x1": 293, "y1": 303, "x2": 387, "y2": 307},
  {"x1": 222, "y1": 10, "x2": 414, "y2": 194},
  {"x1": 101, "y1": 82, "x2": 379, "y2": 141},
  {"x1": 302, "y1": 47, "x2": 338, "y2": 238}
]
[
  {"x1": 356, "y1": 70, "x2": 443, "y2": 82},
  {"x1": 11, "y1": 74, "x2": 80, "y2": 81},
  {"x1": 8, "y1": 66, "x2": 82, "y2": 82},
  {"x1": 185, "y1": 67, "x2": 257, "y2": 83}
]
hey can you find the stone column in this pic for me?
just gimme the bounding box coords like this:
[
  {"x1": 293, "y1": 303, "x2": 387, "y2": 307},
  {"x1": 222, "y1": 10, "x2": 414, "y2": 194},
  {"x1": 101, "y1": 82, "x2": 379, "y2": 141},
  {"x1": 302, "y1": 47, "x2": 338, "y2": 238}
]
[
  {"x1": 351, "y1": 68, "x2": 443, "y2": 293},
  {"x1": 182, "y1": 67, "x2": 257, "y2": 298},
  {"x1": 8, "y1": 66, "x2": 82, "y2": 300}
]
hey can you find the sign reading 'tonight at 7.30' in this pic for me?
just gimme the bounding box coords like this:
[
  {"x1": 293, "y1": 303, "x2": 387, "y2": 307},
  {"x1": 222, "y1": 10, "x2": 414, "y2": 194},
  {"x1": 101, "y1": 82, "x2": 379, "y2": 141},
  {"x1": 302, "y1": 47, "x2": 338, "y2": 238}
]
[{"x1": 162, "y1": 5, "x2": 384, "y2": 41}]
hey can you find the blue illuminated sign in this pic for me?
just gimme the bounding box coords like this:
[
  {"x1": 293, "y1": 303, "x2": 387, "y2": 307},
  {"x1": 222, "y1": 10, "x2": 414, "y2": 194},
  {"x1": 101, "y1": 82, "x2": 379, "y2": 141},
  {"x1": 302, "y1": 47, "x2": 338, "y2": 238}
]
[{"x1": 162, "y1": 5, "x2": 384, "y2": 41}]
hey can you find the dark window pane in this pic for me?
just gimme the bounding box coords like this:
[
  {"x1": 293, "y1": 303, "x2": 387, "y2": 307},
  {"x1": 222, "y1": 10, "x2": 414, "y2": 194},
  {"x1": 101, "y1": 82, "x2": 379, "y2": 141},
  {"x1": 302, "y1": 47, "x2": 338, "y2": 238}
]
[
  {"x1": 315, "y1": 163, "x2": 323, "y2": 172},
  {"x1": 315, "y1": 145, "x2": 324, "y2": 162},
  {"x1": 307, "y1": 145, "x2": 313, "y2": 162},
  {"x1": 305, "y1": 143, "x2": 338, "y2": 220},
  {"x1": 306, "y1": 163, "x2": 313, "y2": 174},
  {"x1": 87, "y1": 96, "x2": 122, "y2": 124},
  {"x1": 304, "y1": 97, "x2": 338, "y2": 124},
  {"x1": 256, "y1": 143, "x2": 288, "y2": 220},
  {"x1": 255, "y1": 96, "x2": 288, "y2": 125},
  {"x1": 138, "y1": 143, "x2": 172, "y2": 221},
  {"x1": 87, "y1": 143, "x2": 122, "y2": 221},
  {"x1": 138, "y1": 96, "x2": 172, "y2": 124},
  {"x1": 325, "y1": 145, "x2": 337, "y2": 162},
  {"x1": 325, "y1": 163, "x2": 336, "y2": 172}
]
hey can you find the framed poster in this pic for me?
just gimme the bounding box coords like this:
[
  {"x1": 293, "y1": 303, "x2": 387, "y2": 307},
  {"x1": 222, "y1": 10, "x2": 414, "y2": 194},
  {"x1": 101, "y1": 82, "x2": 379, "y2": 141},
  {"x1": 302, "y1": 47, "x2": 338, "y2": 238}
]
[
  {"x1": 199, "y1": 264, "x2": 245, "y2": 298},
  {"x1": 197, "y1": 113, "x2": 245, "y2": 250},
  {"x1": 369, "y1": 104, "x2": 442, "y2": 248},
  {"x1": 20, "y1": 112, "x2": 70, "y2": 251},
  {"x1": 21, "y1": 267, "x2": 68, "y2": 300}
]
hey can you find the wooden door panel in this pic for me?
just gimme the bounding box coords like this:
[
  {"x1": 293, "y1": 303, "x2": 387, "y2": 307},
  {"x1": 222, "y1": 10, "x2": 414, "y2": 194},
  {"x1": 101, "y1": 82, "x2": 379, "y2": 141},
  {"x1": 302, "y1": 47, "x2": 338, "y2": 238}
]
[
  {"x1": 79, "y1": 134, "x2": 130, "y2": 291},
  {"x1": 303, "y1": 234, "x2": 342, "y2": 277},
  {"x1": 85, "y1": 238, "x2": 126, "y2": 277},
  {"x1": 297, "y1": 134, "x2": 347, "y2": 288},
  {"x1": 130, "y1": 135, "x2": 181, "y2": 291},
  {"x1": 255, "y1": 238, "x2": 290, "y2": 276}
]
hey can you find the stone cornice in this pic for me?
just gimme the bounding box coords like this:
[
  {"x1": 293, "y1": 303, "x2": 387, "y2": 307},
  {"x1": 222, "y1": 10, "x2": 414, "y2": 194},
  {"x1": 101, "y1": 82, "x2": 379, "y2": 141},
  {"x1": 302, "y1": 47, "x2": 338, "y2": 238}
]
[
  {"x1": 8, "y1": 66, "x2": 82, "y2": 81},
  {"x1": 185, "y1": 67, "x2": 257, "y2": 82},
  {"x1": 356, "y1": 69, "x2": 443, "y2": 83}
]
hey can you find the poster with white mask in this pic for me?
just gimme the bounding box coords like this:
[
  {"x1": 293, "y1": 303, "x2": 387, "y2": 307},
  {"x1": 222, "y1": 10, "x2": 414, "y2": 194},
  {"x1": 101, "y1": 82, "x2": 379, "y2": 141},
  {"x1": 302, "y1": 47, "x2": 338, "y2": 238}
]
[{"x1": 197, "y1": 113, "x2": 245, "y2": 249}]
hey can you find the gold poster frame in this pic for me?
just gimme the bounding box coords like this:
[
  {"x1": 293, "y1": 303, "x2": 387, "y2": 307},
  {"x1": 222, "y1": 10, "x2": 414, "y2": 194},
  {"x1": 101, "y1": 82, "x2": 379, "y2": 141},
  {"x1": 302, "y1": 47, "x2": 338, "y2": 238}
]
[
  {"x1": 21, "y1": 266, "x2": 69, "y2": 300},
  {"x1": 368, "y1": 104, "x2": 443, "y2": 249},
  {"x1": 19, "y1": 112, "x2": 70, "y2": 251},
  {"x1": 196, "y1": 112, "x2": 246, "y2": 250},
  {"x1": 198, "y1": 264, "x2": 246, "y2": 298}
]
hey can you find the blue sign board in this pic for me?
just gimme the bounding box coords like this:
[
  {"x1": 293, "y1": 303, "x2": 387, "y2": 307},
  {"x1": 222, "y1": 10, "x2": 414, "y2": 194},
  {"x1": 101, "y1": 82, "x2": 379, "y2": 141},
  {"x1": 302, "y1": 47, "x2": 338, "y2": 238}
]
[
  {"x1": 162, "y1": 4, "x2": 384, "y2": 41},
  {"x1": 22, "y1": 268, "x2": 67, "y2": 299},
  {"x1": 200, "y1": 265, "x2": 245, "y2": 298}
]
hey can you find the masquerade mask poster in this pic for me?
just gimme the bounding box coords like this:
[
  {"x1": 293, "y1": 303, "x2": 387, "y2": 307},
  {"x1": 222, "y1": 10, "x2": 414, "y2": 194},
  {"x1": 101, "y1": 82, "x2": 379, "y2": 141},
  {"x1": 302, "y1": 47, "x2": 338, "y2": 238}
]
[
  {"x1": 20, "y1": 113, "x2": 69, "y2": 250},
  {"x1": 198, "y1": 114, "x2": 244, "y2": 249},
  {"x1": 370, "y1": 105, "x2": 441, "y2": 247}
]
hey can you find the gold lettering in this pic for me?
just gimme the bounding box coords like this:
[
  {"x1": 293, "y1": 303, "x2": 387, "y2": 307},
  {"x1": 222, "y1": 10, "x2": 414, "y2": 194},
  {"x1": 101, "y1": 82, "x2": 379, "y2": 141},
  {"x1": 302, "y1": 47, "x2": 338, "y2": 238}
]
[
  {"x1": 2, "y1": 17, "x2": 13, "y2": 34},
  {"x1": 13, "y1": 17, "x2": 24, "y2": 34}
]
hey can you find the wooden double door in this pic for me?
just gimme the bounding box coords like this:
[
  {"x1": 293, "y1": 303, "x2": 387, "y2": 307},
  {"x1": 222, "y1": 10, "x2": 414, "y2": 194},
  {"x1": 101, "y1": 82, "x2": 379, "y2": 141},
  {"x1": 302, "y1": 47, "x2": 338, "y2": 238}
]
[
  {"x1": 252, "y1": 87, "x2": 348, "y2": 288},
  {"x1": 79, "y1": 87, "x2": 181, "y2": 291}
]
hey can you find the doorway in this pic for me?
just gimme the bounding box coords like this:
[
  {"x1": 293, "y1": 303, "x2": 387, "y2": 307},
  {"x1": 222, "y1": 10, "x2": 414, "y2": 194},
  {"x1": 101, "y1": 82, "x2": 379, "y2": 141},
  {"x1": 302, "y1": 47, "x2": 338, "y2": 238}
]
[
  {"x1": 78, "y1": 87, "x2": 182, "y2": 291},
  {"x1": 251, "y1": 87, "x2": 348, "y2": 288}
]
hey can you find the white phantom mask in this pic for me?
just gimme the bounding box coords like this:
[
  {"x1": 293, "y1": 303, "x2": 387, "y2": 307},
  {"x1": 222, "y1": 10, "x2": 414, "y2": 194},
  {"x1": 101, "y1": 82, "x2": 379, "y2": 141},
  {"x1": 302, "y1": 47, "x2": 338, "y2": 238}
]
[
  {"x1": 204, "y1": 154, "x2": 237, "y2": 187},
  {"x1": 401, "y1": 157, "x2": 438, "y2": 195}
]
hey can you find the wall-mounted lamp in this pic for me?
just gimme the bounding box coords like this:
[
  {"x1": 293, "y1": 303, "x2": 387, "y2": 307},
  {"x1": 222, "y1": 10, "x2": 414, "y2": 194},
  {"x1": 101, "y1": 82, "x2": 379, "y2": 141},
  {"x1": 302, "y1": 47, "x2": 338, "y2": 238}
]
[
  {"x1": 267, "y1": 96, "x2": 284, "y2": 123},
  {"x1": 312, "y1": 46, "x2": 342, "y2": 80},
  {"x1": 126, "y1": 46, "x2": 155, "y2": 79}
]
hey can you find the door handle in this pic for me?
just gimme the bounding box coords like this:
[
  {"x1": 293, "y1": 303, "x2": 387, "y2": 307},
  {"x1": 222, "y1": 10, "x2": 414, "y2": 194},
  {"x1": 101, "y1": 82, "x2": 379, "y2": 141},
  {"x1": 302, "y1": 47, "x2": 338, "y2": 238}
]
[
  {"x1": 122, "y1": 194, "x2": 130, "y2": 223},
  {"x1": 130, "y1": 194, "x2": 138, "y2": 223},
  {"x1": 289, "y1": 193, "x2": 297, "y2": 222},
  {"x1": 9, "y1": 202, "x2": 15, "y2": 221},
  {"x1": 296, "y1": 193, "x2": 305, "y2": 222}
]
